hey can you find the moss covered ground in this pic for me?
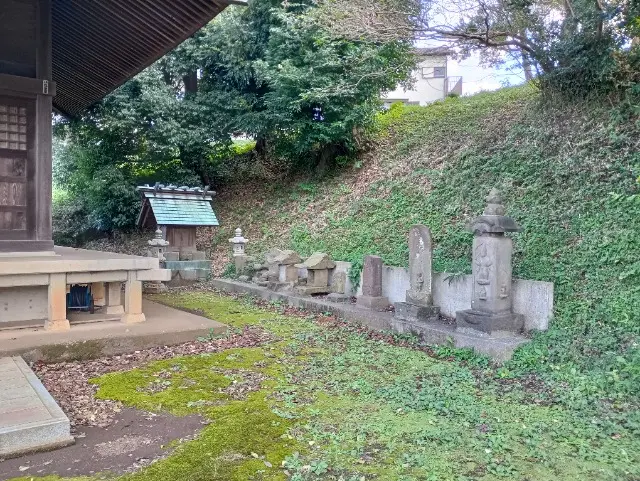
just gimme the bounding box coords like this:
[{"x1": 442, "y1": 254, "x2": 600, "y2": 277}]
[{"x1": 14, "y1": 291, "x2": 639, "y2": 481}]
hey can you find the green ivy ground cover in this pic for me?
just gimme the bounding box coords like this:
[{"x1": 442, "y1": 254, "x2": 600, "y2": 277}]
[{"x1": 13, "y1": 292, "x2": 639, "y2": 481}]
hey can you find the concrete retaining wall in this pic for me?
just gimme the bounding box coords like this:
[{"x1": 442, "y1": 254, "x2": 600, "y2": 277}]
[{"x1": 330, "y1": 262, "x2": 552, "y2": 332}]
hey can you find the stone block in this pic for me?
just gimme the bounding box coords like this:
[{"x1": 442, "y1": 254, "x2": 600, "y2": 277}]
[
  {"x1": 356, "y1": 295, "x2": 390, "y2": 311},
  {"x1": 330, "y1": 270, "x2": 347, "y2": 295},
  {"x1": 327, "y1": 293, "x2": 350, "y2": 303},
  {"x1": 197, "y1": 269, "x2": 210, "y2": 280},
  {"x1": 144, "y1": 282, "x2": 167, "y2": 294},
  {"x1": 273, "y1": 250, "x2": 302, "y2": 266},
  {"x1": 192, "y1": 251, "x2": 207, "y2": 261},
  {"x1": 267, "y1": 281, "x2": 293, "y2": 292},
  {"x1": 361, "y1": 255, "x2": 384, "y2": 297},
  {"x1": 296, "y1": 252, "x2": 335, "y2": 270},
  {"x1": 279, "y1": 264, "x2": 299, "y2": 283},
  {"x1": 308, "y1": 269, "x2": 329, "y2": 288},
  {"x1": 179, "y1": 270, "x2": 199, "y2": 281},
  {"x1": 295, "y1": 285, "x2": 332, "y2": 296},
  {"x1": 0, "y1": 357, "x2": 74, "y2": 458},
  {"x1": 394, "y1": 302, "x2": 440, "y2": 323},
  {"x1": 164, "y1": 251, "x2": 180, "y2": 262},
  {"x1": 180, "y1": 251, "x2": 196, "y2": 261},
  {"x1": 456, "y1": 309, "x2": 524, "y2": 337},
  {"x1": 406, "y1": 290, "x2": 433, "y2": 307}
]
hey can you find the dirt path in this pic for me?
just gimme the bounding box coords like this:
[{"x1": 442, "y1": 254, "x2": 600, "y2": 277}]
[{"x1": 0, "y1": 408, "x2": 204, "y2": 480}]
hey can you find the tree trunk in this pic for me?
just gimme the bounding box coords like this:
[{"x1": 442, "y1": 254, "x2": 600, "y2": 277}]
[
  {"x1": 183, "y1": 70, "x2": 198, "y2": 95},
  {"x1": 522, "y1": 51, "x2": 534, "y2": 81}
]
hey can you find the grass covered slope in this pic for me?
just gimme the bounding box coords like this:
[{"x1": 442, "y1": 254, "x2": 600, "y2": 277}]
[{"x1": 210, "y1": 85, "x2": 640, "y2": 403}]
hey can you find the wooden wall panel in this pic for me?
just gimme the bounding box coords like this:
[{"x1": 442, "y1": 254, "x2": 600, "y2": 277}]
[
  {"x1": 167, "y1": 227, "x2": 197, "y2": 251},
  {"x1": 0, "y1": 96, "x2": 32, "y2": 241},
  {"x1": 0, "y1": 0, "x2": 37, "y2": 77}
]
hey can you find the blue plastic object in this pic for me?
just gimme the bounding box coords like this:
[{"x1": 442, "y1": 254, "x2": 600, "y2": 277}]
[{"x1": 66, "y1": 284, "x2": 94, "y2": 313}]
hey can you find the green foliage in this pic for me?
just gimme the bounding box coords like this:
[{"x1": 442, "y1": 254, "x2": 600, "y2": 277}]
[{"x1": 51, "y1": 190, "x2": 91, "y2": 246}]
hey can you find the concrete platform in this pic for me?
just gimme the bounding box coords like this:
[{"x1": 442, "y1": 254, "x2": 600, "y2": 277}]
[
  {"x1": 0, "y1": 246, "x2": 170, "y2": 330},
  {"x1": 0, "y1": 356, "x2": 74, "y2": 458},
  {"x1": 0, "y1": 300, "x2": 228, "y2": 363},
  {"x1": 210, "y1": 279, "x2": 528, "y2": 362},
  {"x1": 0, "y1": 246, "x2": 159, "y2": 276}
]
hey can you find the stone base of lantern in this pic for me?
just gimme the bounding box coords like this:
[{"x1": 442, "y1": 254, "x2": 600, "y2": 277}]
[
  {"x1": 393, "y1": 302, "x2": 440, "y2": 323},
  {"x1": 267, "y1": 280, "x2": 295, "y2": 292},
  {"x1": 455, "y1": 309, "x2": 524, "y2": 337},
  {"x1": 356, "y1": 295, "x2": 390, "y2": 311},
  {"x1": 144, "y1": 282, "x2": 168, "y2": 294},
  {"x1": 295, "y1": 285, "x2": 332, "y2": 296}
]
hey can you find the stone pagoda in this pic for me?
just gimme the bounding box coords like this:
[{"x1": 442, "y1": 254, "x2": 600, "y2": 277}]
[{"x1": 456, "y1": 189, "x2": 524, "y2": 336}]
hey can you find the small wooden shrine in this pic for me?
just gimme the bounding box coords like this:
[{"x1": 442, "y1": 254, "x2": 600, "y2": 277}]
[{"x1": 137, "y1": 184, "x2": 219, "y2": 254}]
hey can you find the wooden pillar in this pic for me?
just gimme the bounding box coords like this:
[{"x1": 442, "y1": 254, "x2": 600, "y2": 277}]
[
  {"x1": 104, "y1": 282, "x2": 124, "y2": 315},
  {"x1": 45, "y1": 273, "x2": 70, "y2": 331},
  {"x1": 122, "y1": 271, "x2": 145, "y2": 324},
  {"x1": 35, "y1": 0, "x2": 53, "y2": 248}
]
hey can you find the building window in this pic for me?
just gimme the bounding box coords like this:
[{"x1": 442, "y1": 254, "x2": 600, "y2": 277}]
[
  {"x1": 433, "y1": 66, "x2": 446, "y2": 78},
  {"x1": 421, "y1": 66, "x2": 446, "y2": 78}
]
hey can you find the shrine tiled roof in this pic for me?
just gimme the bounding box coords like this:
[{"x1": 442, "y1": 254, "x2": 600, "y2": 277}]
[{"x1": 137, "y1": 184, "x2": 219, "y2": 227}]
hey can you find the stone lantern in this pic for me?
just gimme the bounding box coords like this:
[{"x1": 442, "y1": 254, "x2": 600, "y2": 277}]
[
  {"x1": 145, "y1": 229, "x2": 171, "y2": 293},
  {"x1": 295, "y1": 252, "x2": 336, "y2": 295},
  {"x1": 148, "y1": 228, "x2": 170, "y2": 261},
  {"x1": 229, "y1": 228, "x2": 249, "y2": 274},
  {"x1": 456, "y1": 189, "x2": 524, "y2": 336}
]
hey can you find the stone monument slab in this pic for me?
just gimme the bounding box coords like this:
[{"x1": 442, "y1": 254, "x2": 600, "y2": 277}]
[
  {"x1": 394, "y1": 225, "x2": 440, "y2": 322},
  {"x1": 0, "y1": 357, "x2": 74, "y2": 458},
  {"x1": 357, "y1": 256, "x2": 390, "y2": 311}
]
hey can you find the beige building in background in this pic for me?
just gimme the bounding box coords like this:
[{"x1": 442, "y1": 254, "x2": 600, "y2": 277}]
[{"x1": 383, "y1": 48, "x2": 463, "y2": 107}]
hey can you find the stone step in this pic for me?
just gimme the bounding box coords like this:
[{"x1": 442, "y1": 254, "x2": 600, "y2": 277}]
[{"x1": 0, "y1": 357, "x2": 74, "y2": 458}]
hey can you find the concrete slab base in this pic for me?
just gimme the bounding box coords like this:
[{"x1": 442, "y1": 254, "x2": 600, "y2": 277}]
[
  {"x1": 211, "y1": 279, "x2": 529, "y2": 362},
  {"x1": 266, "y1": 281, "x2": 293, "y2": 292},
  {"x1": 326, "y1": 293, "x2": 351, "y2": 303},
  {"x1": 0, "y1": 300, "x2": 228, "y2": 363},
  {"x1": 356, "y1": 295, "x2": 391, "y2": 311},
  {"x1": 295, "y1": 286, "x2": 332, "y2": 296},
  {"x1": 394, "y1": 302, "x2": 440, "y2": 323},
  {"x1": 456, "y1": 309, "x2": 525, "y2": 336},
  {"x1": 0, "y1": 356, "x2": 74, "y2": 458},
  {"x1": 389, "y1": 317, "x2": 528, "y2": 363}
]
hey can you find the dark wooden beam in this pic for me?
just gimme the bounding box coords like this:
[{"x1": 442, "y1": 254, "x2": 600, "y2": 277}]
[{"x1": 0, "y1": 73, "x2": 56, "y2": 97}]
